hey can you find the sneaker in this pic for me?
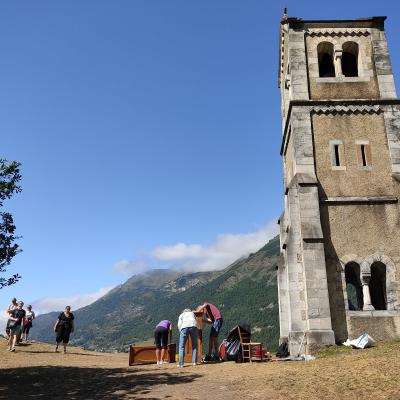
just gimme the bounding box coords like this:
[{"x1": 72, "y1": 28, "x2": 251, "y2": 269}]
[
  {"x1": 212, "y1": 355, "x2": 220, "y2": 362},
  {"x1": 203, "y1": 355, "x2": 212, "y2": 362},
  {"x1": 10, "y1": 348, "x2": 15, "y2": 352},
  {"x1": 177, "y1": 364, "x2": 183, "y2": 368},
  {"x1": 192, "y1": 363, "x2": 197, "y2": 366}
]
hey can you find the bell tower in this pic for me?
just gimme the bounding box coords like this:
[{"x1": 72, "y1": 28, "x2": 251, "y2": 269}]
[{"x1": 277, "y1": 14, "x2": 400, "y2": 354}]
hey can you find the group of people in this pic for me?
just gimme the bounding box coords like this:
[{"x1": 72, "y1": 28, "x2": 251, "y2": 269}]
[
  {"x1": 154, "y1": 302, "x2": 223, "y2": 367},
  {"x1": 5, "y1": 298, "x2": 75, "y2": 354},
  {"x1": 5, "y1": 297, "x2": 35, "y2": 352}
]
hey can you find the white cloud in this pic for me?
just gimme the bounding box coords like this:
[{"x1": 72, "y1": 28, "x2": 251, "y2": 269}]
[
  {"x1": 152, "y1": 222, "x2": 278, "y2": 271},
  {"x1": 31, "y1": 286, "x2": 115, "y2": 315},
  {"x1": 112, "y1": 259, "x2": 148, "y2": 275},
  {"x1": 113, "y1": 221, "x2": 278, "y2": 275}
]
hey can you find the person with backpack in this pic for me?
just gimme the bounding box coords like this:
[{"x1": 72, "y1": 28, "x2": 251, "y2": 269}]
[{"x1": 7, "y1": 301, "x2": 26, "y2": 352}]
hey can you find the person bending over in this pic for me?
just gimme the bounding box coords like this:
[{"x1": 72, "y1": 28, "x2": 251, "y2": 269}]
[
  {"x1": 154, "y1": 319, "x2": 172, "y2": 365},
  {"x1": 196, "y1": 302, "x2": 223, "y2": 361},
  {"x1": 177, "y1": 309, "x2": 198, "y2": 368}
]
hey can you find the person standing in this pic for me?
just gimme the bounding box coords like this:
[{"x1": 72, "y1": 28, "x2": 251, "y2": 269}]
[
  {"x1": 196, "y1": 302, "x2": 223, "y2": 361},
  {"x1": 22, "y1": 305, "x2": 35, "y2": 343},
  {"x1": 177, "y1": 309, "x2": 198, "y2": 368},
  {"x1": 154, "y1": 319, "x2": 172, "y2": 365},
  {"x1": 54, "y1": 306, "x2": 74, "y2": 354},
  {"x1": 5, "y1": 298, "x2": 18, "y2": 338},
  {"x1": 7, "y1": 301, "x2": 26, "y2": 352}
]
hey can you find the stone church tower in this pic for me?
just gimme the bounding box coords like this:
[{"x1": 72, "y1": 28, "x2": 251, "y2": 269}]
[{"x1": 277, "y1": 14, "x2": 400, "y2": 354}]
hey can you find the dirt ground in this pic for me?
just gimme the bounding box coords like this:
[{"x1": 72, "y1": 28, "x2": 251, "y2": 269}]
[{"x1": 1, "y1": 338, "x2": 400, "y2": 400}]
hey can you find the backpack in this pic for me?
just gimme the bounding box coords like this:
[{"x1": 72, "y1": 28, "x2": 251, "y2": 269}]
[{"x1": 276, "y1": 341, "x2": 289, "y2": 358}]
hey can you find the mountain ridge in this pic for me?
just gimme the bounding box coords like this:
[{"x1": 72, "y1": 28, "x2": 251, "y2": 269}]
[{"x1": 32, "y1": 235, "x2": 280, "y2": 352}]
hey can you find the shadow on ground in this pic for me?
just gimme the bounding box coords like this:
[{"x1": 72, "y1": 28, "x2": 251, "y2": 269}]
[{"x1": 0, "y1": 366, "x2": 201, "y2": 400}]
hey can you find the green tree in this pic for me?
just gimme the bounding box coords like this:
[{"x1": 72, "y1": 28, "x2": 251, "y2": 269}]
[{"x1": 0, "y1": 159, "x2": 22, "y2": 289}]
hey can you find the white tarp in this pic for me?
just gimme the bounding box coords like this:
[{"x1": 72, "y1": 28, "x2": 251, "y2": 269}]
[{"x1": 343, "y1": 332, "x2": 376, "y2": 349}]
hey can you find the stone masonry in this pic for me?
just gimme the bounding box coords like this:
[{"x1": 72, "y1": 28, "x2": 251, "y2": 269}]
[{"x1": 277, "y1": 15, "x2": 400, "y2": 355}]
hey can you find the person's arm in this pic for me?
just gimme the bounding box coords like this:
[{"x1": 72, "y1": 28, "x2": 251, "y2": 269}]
[
  {"x1": 195, "y1": 304, "x2": 206, "y2": 313},
  {"x1": 178, "y1": 315, "x2": 183, "y2": 331},
  {"x1": 70, "y1": 320, "x2": 74, "y2": 333},
  {"x1": 53, "y1": 319, "x2": 60, "y2": 332}
]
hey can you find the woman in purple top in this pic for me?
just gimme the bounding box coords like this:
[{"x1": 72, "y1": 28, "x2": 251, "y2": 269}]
[{"x1": 154, "y1": 320, "x2": 172, "y2": 365}]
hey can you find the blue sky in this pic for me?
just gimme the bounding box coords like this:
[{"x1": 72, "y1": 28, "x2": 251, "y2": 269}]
[{"x1": 1, "y1": 0, "x2": 400, "y2": 316}]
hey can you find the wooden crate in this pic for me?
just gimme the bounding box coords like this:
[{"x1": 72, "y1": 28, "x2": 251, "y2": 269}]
[{"x1": 129, "y1": 343, "x2": 176, "y2": 365}]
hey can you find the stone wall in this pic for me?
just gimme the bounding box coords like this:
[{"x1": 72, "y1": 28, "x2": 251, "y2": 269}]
[
  {"x1": 346, "y1": 312, "x2": 400, "y2": 340},
  {"x1": 312, "y1": 112, "x2": 394, "y2": 197}
]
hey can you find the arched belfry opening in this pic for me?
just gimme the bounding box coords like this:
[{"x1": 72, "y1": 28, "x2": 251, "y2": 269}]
[
  {"x1": 318, "y1": 42, "x2": 335, "y2": 77},
  {"x1": 342, "y1": 41, "x2": 359, "y2": 77},
  {"x1": 345, "y1": 262, "x2": 363, "y2": 310},
  {"x1": 369, "y1": 262, "x2": 387, "y2": 310}
]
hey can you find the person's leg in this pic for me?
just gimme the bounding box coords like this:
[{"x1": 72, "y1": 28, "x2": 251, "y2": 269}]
[
  {"x1": 191, "y1": 327, "x2": 198, "y2": 365},
  {"x1": 25, "y1": 325, "x2": 30, "y2": 342},
  {"x1": 178, "y1": 328, "x2": 187, "y2": 367},
  {"x1": 160, "y1": 348, "x2": 166, "y2": 363},
  {"x1": 213, "y1": 337, "x2": 219, "y2": 358},
  {"x1": 155, "y1": 329, "x2": 161, "y2": 364},
  {"x1": 8, "y1": 332, "x2": 13, "y2": 350},
  {"x1": 11, "y1": 330, "x2": 18, "y2": 351},
  {"x1": 160, "y1": 329, "x2": 168, "y2": 363},
  {"x1": 63, "y1": 331, "x2": 71, "y2": 353}
]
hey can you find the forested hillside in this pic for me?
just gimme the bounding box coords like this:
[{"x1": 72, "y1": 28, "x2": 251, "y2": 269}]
[{"x1": 32, "y1": 236, "x2": 280, "y2": 352}]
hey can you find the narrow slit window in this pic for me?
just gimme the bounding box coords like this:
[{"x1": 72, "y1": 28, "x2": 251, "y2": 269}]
[
  {"x1": 330, "y1": 141, "x2": 345, "y2": 169},
  {"x1": 361, "y1": 145, "x2": 367, "y2": 166},
  {"x1": 334, "y1": 144, "x2": 340, "y2": 166},
  {"x1": 356, "y1": 142, "x2": 372, "y2": 168}
]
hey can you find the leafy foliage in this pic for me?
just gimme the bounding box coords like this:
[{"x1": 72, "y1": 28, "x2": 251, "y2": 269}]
[
  {"x1": 0, "y1": 159, "x2": 22, "y2": 289},
  {"x1": 33, "y1": 236, "x2": 281, "y2": 352}
]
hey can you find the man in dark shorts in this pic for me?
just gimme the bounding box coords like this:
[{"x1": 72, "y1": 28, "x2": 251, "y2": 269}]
[
  {"x1": 8, "y1": 301, "x2": 26, "y2": 352},
  {"x1": 196, "y1": 302, "x2": 223, "y2": 361}
]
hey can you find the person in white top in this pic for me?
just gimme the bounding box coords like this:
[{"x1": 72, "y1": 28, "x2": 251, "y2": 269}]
[
  {"x1": 22, "y1": 305, "x2": 35, "y2": 343},
  {"x1": 177, "y1": 309, "x2": 198, "y2": 367}
]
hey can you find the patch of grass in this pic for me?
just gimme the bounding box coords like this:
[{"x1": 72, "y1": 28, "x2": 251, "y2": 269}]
[{"x1": 315, "y1": 344, "x2": 353, "y2": 359}]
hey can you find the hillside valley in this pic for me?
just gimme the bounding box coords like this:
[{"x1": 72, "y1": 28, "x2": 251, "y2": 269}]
[{"x1": 32, "y1": 236, "x2": 280, "y2": 352}]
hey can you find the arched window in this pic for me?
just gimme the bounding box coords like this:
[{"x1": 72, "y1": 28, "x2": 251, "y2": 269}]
[
  {"x1": 369, "y1": 262, "x2": 387, "y2": 310},
  {"x1": 345, "y1": 262, "x2": 363, "y2": 310},
  {"x1": 318, "y1": 42, "x2": 335, "y2": 78},
  {"x1": 342, "y1": 42, "x2": 359, "y2": 77}
]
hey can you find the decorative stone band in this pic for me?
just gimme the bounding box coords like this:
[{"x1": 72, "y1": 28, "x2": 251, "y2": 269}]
[
  {"x1": 320, "y1": 196, "x2": 398, "y2": 204},
  {"x1": 311, "y1": 104, "x2": 382, "y2": 116},
  {"x1": 305, "y1": 28, "x2": 371, "y2": 37}
]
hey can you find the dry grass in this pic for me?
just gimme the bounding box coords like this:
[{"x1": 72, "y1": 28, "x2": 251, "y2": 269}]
[{"x1": 1, "y1": 337, "x2": 399, "y2": 399}]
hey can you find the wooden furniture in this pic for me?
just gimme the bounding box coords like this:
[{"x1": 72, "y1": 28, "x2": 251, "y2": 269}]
[
  {"x1": 237, "y1": 326, "x2": 263, "y2": 363},
  {"x1": 129, "y1": 343, "x2": 176, "y2": 365},
  {"x1": 183, "y1": 311, "x2": 203, "y2": 363}
]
